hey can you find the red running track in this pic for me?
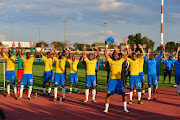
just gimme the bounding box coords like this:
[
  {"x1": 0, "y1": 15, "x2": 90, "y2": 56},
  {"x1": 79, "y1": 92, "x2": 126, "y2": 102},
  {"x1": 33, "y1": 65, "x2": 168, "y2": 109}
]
[{"x1": 0, "y1": 88, "x2": 180, "y2": 120}]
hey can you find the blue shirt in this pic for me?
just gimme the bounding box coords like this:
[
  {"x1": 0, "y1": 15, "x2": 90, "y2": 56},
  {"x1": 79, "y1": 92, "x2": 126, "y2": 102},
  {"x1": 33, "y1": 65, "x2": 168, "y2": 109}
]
[
  {"x1": 171, "y1": 55, "x2": 180, "y2": 75},
  {"x1": 144, "y1": 50, "x2": 164, "y2": 75},
  {"x1": 156, "y1": 58, "x2": 162, "y2": 74},
  {"x1": 95, "y1": 61, "x2": 104, "y2": 70},
  {"x1": 164, "y1": 59, "x2": 174, "y2": 70}
]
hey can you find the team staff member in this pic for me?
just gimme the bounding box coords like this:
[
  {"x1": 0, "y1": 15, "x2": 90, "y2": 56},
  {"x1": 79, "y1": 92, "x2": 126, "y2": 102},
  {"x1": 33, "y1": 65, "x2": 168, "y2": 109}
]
[{"x1": 1, "y1": 43, "x2": 18, "y2": 98}]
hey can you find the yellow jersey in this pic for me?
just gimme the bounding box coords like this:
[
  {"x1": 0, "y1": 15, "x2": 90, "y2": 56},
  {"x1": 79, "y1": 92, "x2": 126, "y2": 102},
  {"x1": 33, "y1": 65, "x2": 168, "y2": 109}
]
[
  {"x1": 53, "y1": 57, "x2": 67, "y2": 73},
  {"x1": 84, "y1": 58, "x2": 98, "y2": 75},
  {"x1": 67, "y1": 59, "x2": 79, "y2": 73},
  {"x1": 127, "y1": 49, "x2": 145, "y2": 75},
  {"x1": 21, "y1": 56, "x2": 35, "y2": 74},
  {"x1": 139, "y1": 57, "x2": 144, "y2": 73},
  {"x1": 3, "y1": 53, "x2": 17, "y2": 71},
  {"x1": 107, "y1": 58, "x2": 125, "y2": 79},
  {"x1": 42, "y1": 56, "x2": 53, "y2": 71}
]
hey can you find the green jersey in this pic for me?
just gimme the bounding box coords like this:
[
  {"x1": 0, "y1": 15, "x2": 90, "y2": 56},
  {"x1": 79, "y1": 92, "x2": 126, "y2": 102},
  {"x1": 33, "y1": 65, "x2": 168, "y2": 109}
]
[{"x1": 12, "y1": 47, "x2": 33, "y2": 69}]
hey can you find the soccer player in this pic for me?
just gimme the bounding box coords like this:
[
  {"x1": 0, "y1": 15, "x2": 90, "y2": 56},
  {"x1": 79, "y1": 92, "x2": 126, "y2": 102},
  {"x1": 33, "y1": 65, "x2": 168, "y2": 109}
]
[
  {"x1": 170, "y1": 47, "x2": 180, "y2": 96},
  {"x1": 103, "y1": 39, "x2": 129, "y2": 113},
  {"x1": 145, "y1": 44, "x2": 165, "y2": 100},
  {"x1": 134, "y1": 44, "x2": 147, "y2": 95},
  {"x1": 83, "y1": 44, "x2": 100, "y2": 102},
  {"x1": 12, "y1": 42, "x2": 33, "y2": 95},
  {"x1": 52, "y1": 45, "x2": 71, "y2": 102},
  {"x1": 17, "y1": 42, "x2": 37, "y2": 100},
  {"x1": 40, "y1": 44, "x2": 54, "y2": 96},
  {"x1": 163, "y1": 56, "x2": 174, "y2": 84},
  {"x1": 1, "y1": 43, "x2": 18, "y2": 98},
  {"x1": 125, "y1": 42, "x2": 145, "y2": 105},
  {"x1": 67, "y1": 49, "x2": 82, "y2": 94}
]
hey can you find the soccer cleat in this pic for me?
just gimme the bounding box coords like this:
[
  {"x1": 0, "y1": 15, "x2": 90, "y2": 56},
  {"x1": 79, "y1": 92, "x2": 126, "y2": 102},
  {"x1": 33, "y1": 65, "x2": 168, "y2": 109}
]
[
  {"x1": 103, "y1": 110, "x2": 108, "y2": 113},
  {"x1": 17, "y1": 97, "x2": 22, "y2": 100},
  {"x1": 147, "y1": 98, "x2": 151, "y2": 101},
  {"x1": 62, "y1": 98, "x2": 67, "y2": 101},
  {"x1": 138, "y1": 101, "x2": 143, "y2": 104},
  {"x1": 177, "y1": 93, "x2": 180, "y2": 96},
  {"x1": 28, "y1": 97, "x2": 32, "y2": 100},
  {"x1": 128, "y1": 101, "x2": 132, "y2": 104},
  {"x1": 15, "y1": 94, "x2": 18, "y2": 98},
  {"x1": 48, "y1": 93, "x2": 51, "y2": 96},
  {"x1": 6, "y1": 94, "x2": 10, "y2": 97},
  {"x1": 76, "y1": 91, "x2": 80, "y2": 94},
  {"x1": 92, "y1": 99, "x2": 97, "y2": 102},
  {"x1": 41, "y1": 93, "x2": 46, "y2": 96},
  {"x1": 84, "y1": 99, "x2": 88, "y2": 102},
  {"x1": 142, "y1": 92, "x2": 146, "y2": 95},
  {"x1": 69, "y1": 92, "x2": 72, "y2": 94},
  {"x1": 154, "y1": 98, "x2": 157, "y2": 100},
  {"x1": 123, "y1": 109, "x2": 130, "y2": 113},
  {"x1": 53, "y1": 98, "x2": 57, "y2": 102}
]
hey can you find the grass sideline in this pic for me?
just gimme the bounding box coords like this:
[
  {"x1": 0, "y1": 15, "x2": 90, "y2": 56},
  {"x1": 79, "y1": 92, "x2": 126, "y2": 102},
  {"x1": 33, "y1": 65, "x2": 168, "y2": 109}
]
[{"x1": 0, "y1": 62, "x2": 176, "y2": 93}]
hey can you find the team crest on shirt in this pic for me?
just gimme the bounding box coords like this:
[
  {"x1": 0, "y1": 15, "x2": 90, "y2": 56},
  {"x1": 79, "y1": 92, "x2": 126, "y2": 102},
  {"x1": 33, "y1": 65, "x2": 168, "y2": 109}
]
[
  {"x1": 55, "y1": 82, "x2": 58, "y2": 84},
  {"x1": 108, "y1": 91, "x2": 110, "y2": 93},
  {"x1": 121, "y1": 87, "x2": 125, "y2": 92},
  {"x1": 30, "y1": 79, "x2": 33, "y2": 83},
  {"x1": 138, "y1": 83, "x2": 141, "y2": 87}
]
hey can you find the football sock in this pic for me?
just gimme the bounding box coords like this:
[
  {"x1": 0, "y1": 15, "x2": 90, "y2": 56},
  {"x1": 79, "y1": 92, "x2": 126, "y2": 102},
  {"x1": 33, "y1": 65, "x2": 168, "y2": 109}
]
[
  {"x1": 62, "y1": 88, "x2": 65, "y2": 98},
  {"x1": 92, "y1": 89, "x2": 96, "y2": 100},
  {"x1": 138, "y1": 92, "x2": 141, "y2": 101},
  {"x1": 13, "y1": 85, "x2": 17, "y2": 94},
  {"x1": 69, "y1": 87, "x2": 72, "y2": 92},
  {"x1": 75, "y1": 88, "x2": 78, "y2": 92},
  {"x1": 156, "y1": 83, "x2": 158, "y2": 89},
  {"x1": 134, "y1": 90, "x2": 136, "y2": 92},
  {"x1": 48, "y1": 87, "x2": 51, "y2": 93},
  {"x1": 43, "y1": 88, "x2": 46, "y2": 93},
  {"x1": 20, "y1": 85, "x2": 24, "y2": 97},
  {"x1": 85, "y1": 89, "x2": 89, "y2": 100},
  {"x1": 177, "y1": 85, "x2": 180, "y2": 93},
  {"x1": 54, "y1": 87, "x2": 58, "y2": 98},
  {"x1": 154, "y1": 95, "x2": 156, "y2": 98},
  {"x1": 148, "y1": 87, "x2": 151, "y2": 99},
  {"x1": 123, "y1": 102, "x2": 127, "y2": 111},
  {"x1": 7, "y1": 84, "x2": 10, "y2": 94},
  {"x1": 28, "y1": 86, "x2": 32, "y2": 98},
  {"x1": 142, "y1": 90, "x2": 145, "y2": 93},
  {"x1": 129, "y1": 92, "x2": 133, "y2": 101},
  {"x1": 105, "y1": 103, "x2": 109, "y2": 111}
]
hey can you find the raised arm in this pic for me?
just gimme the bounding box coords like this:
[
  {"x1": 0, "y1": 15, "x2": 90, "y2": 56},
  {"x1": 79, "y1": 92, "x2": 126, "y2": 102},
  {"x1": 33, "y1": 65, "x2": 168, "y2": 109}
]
[
  {"x1": 18, "y1": 43, "x2": 22, "y2": 58},
  {"x1": 104, "y1": 45, "x2": 109, "y2": 60},
  {"x1": 133, "y1": 44, "x2": 137, "y2": 53},
  {"x1": 40, "y1": 43, "x2": 44, "y2": 57},
  {"x1": 157, "y1": 44, "x2": 165, "y2": 61},
  {"x1": 122, "y1": 38, "x2": 129, "y2": 61},
  {"x1": 138, "y1": 44, "x2": 145, "y2": 59},
  {"x1": 33, "y1": 42, "x2": 37, "y2": 58},
  {"x1": 82, "y1": 44, "x2": 87, "y2": 59},
  {"x1": 95, "y1": 45, "x2": 100, "y2": 61},
  {"x1": 147, "y1": 48, "x2": 151, "y2": 59},
  {"x1": 51, "y1": 44, "x2": 57, "y2": 57},
  {"x1": 12, "y1": 42, "x2": 16, "y2": 55},
  {"x1": 67, "y1": 49, "x2": 71, "y2": 59},
  {"x1": 1, "y1": 44, "x2": 4, "y2": 57},
  {"x1": 30, "y1": 41, "x2": 34, "y2": 55},
  {"x1": 171, "y1": 51, "x2": 177, "y2": 63},
  {"x1": 12, "y1": 42, "x2": 18, "y2": 56},
  {"x1": 76, "y1": 49, "x2": 82, "y2": 60},
  {"x1": 175, "y1": 47, "x2": 180, "y2": 59}
]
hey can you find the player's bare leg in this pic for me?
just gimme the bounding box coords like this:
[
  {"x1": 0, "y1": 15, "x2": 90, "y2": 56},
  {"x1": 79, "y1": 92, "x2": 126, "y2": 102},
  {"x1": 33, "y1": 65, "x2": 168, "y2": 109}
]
[
  {"x1": 13, "y1": 82, "x2": 18, "y2": 98},
  {"x1": 129, "y1": 88, "x2": 133, "y2": 104},
  {"x1": 92, "y1": 86, "x2": 97, "y2": 102},
  {"x1": 6, "y1": 83, "x2": 10, "y2": 97},
  {"x1": 75, "y1": 83, "x2": 80, "y2": 94},
  {"x1": 48, "y1": 82, "x2": 52, "y2": 95},
  {"x1": 54, "y1": 85, "x2": 58, "y2": 101},
  {"x1": 41, "y1": 82, "x2": 46, "y2": 96},
  {"x1": 84, "y1": 87, "x2": 90, "y2": 102},
  {"x1": 142, "y1": 82, "x2": 146, "y2": 95},
  {"x1": 147, "y1": 85, "x2": 152, "y2": 100},
  {"x1": 62, "y1": 85, "x2": 66, "y2": 101},
  {"x1": 69, "y1": 83, "x2": 73, "y2": 94},
  {"x1": 153, "y1": 85, "x2": 157, "y2": 100}
]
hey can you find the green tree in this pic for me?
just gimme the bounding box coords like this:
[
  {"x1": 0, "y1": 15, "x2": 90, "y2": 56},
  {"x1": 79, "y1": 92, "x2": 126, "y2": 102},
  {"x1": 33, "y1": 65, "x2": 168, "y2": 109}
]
[
  {"x1": 127, "y1": 33, "x2": 155, "y2": 52},
  {"x1": 165, "y1": 42, "x2": 176, "y2": 53},
  {"x1": 156, "y1": 45, "x2": 163, "y2": 52},
  {"x1": 36, "y1": 41, "x2": 49, "y2": 47},
  {"x1": 51, "y1": 41, "x2": 65, "y2": 50}
]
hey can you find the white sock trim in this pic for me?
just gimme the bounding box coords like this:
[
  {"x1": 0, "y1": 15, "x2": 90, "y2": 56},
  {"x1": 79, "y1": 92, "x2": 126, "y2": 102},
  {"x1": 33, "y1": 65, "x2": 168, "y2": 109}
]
[
  {"x1": 13, "y1": 85, "x2": 17, "y2": 94},
  {"x1": 148, "y1": 87, "x2": 151, "y2": 99},
  {"x1": 129, "y1": 92, "x2": 133, "y2": 101},
  {"x1": 48, "y1": 87, "x2": 51, "y2": 93},
  {"x1": 138, "y1": 92, "x2": 141, "y2": 101},
  {"x1": 28, "y1": 86, "x2": 32, "y2": 98},
  {"x1": 92, "y1": 89, "x2": 96, "y2": 100},
  {"x1": 54, "y1": 87, "x2": 58, "y2": 98},
  {"x1": 62, "y1": 88, "x2": 65, "y2": 98},
  {"x1": 20, "y1": 85, "x2": 24, "y2": 97},
  {"x1": 105, "y1": 103, "x2": 109, "y2": 111},
  {"x1": 43, "y1": 88, "x2": 46, "y2": 93},
  {"x1": 123, "y1": 102, "x2": 127, "y2": 111},
  {"x1": 7, "y1": 84, "x2": 10, "y2": 94},
  {"x1": 85, "y1": 89, "x2": 89, "y2": 100}
]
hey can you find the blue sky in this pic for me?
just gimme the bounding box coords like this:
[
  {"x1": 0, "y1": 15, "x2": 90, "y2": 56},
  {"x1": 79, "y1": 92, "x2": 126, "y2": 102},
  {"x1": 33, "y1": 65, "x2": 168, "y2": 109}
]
[{"x1": 0, "y1": 0, "x2": 179, "y2": 49}]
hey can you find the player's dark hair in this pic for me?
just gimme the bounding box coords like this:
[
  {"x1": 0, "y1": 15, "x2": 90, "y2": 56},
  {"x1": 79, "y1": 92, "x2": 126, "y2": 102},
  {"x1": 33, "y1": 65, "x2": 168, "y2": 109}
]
[
  {"x1": 155, "y1": 54, "x2": 157, "y2": 56},
  {"x1": 47, "y1": 52, "x2": 50, "y2": 55},
  {"x1": 8, "y1": 50, "x2": 12, "y2": 57},
  {"x1": 118, "y1": 53, "x2": 122, "y2": 56},
  {"x1": 132, "y1": 53, "x2": 136, "y2": 56},
  {"x1": 26, "y1": 52, "x2": 30, "y2": 56}
]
